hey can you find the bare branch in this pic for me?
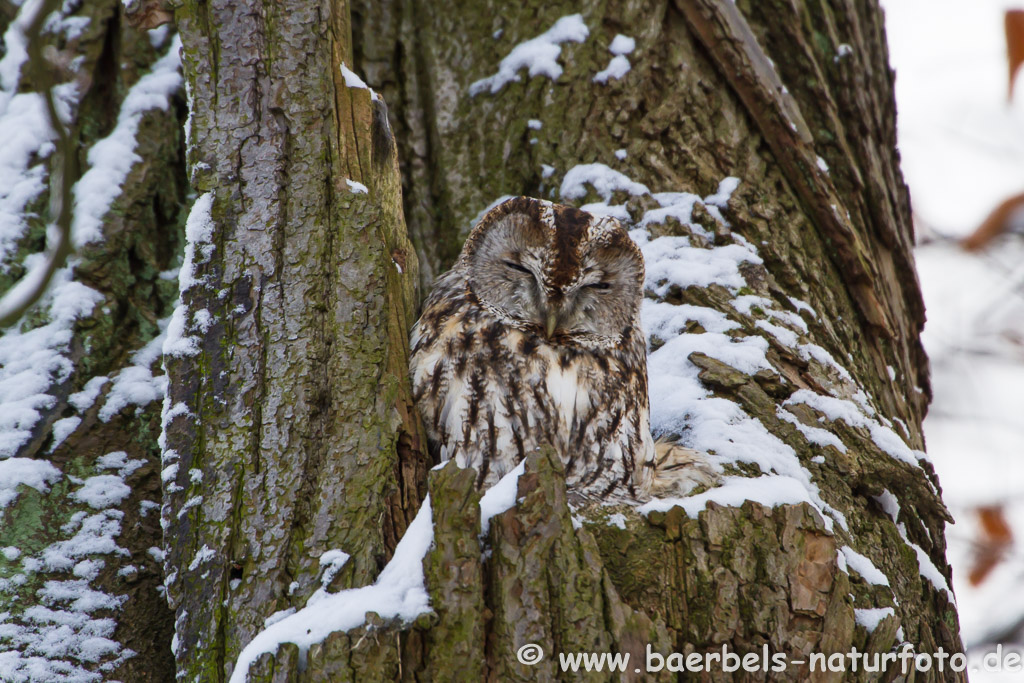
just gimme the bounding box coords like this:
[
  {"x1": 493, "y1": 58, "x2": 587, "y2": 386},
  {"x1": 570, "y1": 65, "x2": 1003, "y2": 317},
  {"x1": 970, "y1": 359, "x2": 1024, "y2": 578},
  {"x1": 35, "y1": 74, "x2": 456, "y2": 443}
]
[{"x1": 0, "y1": 0, "x2": 75, "y2": 328}]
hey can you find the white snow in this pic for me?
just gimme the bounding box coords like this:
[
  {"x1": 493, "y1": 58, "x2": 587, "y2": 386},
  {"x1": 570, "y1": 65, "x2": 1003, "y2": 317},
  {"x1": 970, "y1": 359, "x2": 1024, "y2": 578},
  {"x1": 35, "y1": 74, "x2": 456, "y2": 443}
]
[
  {"x1": 755, "y1": 319, "x2": 799, "y2": 348},
  {"x1": 639, "y1": 474, "x2": 820, "y2": 517},
  {"x1": 703, "y1": 177, "x2": 741, "y2": 207},
  {"x1": 99, "y1": 317, "x2": 169, "y2": 421},
  {"x1": 638, "y1": 236, "x2": 761, "y2": 294},
  {"x1": 177, "y1": 191, "x2": 215, "y2": 293},
  {"x1": 318, "y1": 549, "x2": 350, "y2": 588},
  {"x1": 0, "y1": 458, "x2": 61, "y2": 509},
  {"x1": 345, "y1": 178, "x2": 368, "y2": 194},
  {"x1": 0, "y1": 268, "x2": 102, "y2": 459},
  {"x1": 643, "y1": 324, "x2": 844, "y2": 533},
  {"x1": 479, "y1": 460, "x2": 525, "y2": 535},
  {"x1": 0, "y1": 89, "x2": 56, "y2": 268},
  {"x1": 608, "y1": 35, "x2": 636, "y2": 56},
  {"x1": 229, "y1": 496, "x2": 434, "y2": 683},
  {"x1": 527, "y1": 119, "x2": 542, "y2": 130},
  {"x1": 164, "y1": 193, "x2": 215, "y2": 363},
  {"x1": 264, "y1": 608, "x2": 296, "y2": 628},
  {"x1": 68, "y1": 376, "x2": 109, "y2": 413},
  {"x1": 593, "y1": 55, "x2": 630, "y2": 84},
  {"x1": 339, "y1": 64, "x2": 368, "y2": 89},
  {"x1": 840, "y1": 546, "x2": 890, "y2": 586},
  {"x1": 560, "y1": 163, "x2": 649, "y2": 201},
  {"x1": 160, "y1": 463, "x2": 178, "y2": 485},
  {"x1": 72, "y1": 475, "x2": 132, "y2": 510},
  {"x1": 775, "y1": 407, "x2": 848, "y2": 453},
  {"x1": 784, "y1": 390, "x2": 926, "y2": 468},
  {"x1": 48, "y1": 416, "x2": 80, "y2": 451},
  {"x1": 0, "y1": 0, "x2": 74, "y2": 271},
  {"x1": 797, "y1": 343, "x2": 855, "y2": 383},
  {"x1": 40, "y1": 510, "x2": 129, "y2": 572},
  {"x1": 641, "y1": 300, "x2": 739, "y2": 339},
  {"x1": 72, "y1": 37, "x2": 183, "y2": 247},
  {"x1": 187, "y1": 545, "x2": 216, "y2": 572},
  {"x1": 901, "y1": 525, "x2": 956, "y2": 604},
  {"x1": 873, "y1": 490, "x2": 900, "y2": 522},
  {"x1": 469, "y1": 14, "x2": 589, "y2": 96},
  {"x1": 579, "y1": 201, "x2": 629, "y2": 221},
  {"x1": 855, "y1": 607, "x2": 895, "y2": 633},
  {"x1": 2, "y1": 496, "x2": 135, "y2": 678},
  {"x1": 787, "y1": 296, "x2": 817, "y2": 318}
]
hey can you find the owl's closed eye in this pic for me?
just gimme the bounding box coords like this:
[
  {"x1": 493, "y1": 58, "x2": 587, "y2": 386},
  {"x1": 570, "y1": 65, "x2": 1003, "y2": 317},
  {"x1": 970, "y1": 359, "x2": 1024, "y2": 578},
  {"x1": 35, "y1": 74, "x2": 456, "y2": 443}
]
[{"x1": 409, "y1": 196, "x2": 717, "y2": 503}]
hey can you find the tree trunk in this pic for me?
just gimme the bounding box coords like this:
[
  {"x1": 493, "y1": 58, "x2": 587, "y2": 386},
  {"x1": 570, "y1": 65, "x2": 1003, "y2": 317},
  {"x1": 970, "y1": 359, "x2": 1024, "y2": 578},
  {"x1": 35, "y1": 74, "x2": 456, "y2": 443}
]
[
  {"x1": 0, "y1": 0, "x2": 965, "y2": 681},
  {"x1": 0, "y1": 0, "x2": 185, "y2": 679},
  {"x1": 163, "y1": 0, "x2": 428, "y2": 680},
  {"x1": 348, "y1": 0, "x2": 961, "y2": 680}
]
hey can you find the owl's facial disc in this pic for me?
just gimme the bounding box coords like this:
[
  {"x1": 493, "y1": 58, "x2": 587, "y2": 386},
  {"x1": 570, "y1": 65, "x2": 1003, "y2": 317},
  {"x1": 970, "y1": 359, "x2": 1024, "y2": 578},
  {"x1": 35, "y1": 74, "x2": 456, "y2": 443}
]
[{"x1": 464, "y1": 203, "x2": 643, "y2": 345}]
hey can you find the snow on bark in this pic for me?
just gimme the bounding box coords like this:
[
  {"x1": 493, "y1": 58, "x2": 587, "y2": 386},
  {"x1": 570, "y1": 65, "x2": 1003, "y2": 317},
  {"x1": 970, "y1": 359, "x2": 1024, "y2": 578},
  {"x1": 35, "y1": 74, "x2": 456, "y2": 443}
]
[
  {"x1": 228, "y1": 496, "x2": 435, "y2": 683},
  {"x1": 71, "y1": 38, "x2": 183, "y2": 247},
  {"x1": 469, "y1": 14, "x2": 589, "y2": 96},
  {"x1": 0, "y1": 6, "x2": 183, "y2": 678}
]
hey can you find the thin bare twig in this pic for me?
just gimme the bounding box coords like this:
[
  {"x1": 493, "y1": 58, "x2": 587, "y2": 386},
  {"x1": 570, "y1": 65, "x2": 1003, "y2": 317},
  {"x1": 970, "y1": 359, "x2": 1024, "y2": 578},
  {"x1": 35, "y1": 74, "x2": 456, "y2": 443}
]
[{"x1": 0, "y1": 0, "x2": 75, "y2": 328}]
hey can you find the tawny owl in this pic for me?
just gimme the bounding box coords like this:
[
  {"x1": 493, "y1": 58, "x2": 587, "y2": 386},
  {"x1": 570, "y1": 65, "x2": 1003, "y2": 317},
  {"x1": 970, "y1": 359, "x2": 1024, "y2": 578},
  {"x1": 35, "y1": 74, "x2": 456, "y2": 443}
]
[{"x1": 409, "y1": 197, "x2": 714, "y2": 503}]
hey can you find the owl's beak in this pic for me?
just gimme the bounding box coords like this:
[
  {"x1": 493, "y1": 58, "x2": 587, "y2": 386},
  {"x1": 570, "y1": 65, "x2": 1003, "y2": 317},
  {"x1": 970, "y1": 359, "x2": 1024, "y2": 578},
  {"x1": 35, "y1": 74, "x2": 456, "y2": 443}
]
[{"x1": 545, "y1": 310, "x2": 559, "y2": 338}]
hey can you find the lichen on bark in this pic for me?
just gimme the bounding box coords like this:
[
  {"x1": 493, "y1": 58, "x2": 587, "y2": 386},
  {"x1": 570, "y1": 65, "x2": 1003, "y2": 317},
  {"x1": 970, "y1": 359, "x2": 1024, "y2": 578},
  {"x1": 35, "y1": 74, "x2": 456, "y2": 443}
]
[
  {"x1": 163, "y1": 0, "x2": 428, "y2": 679},
  {"x1": 0, "y1": 0, "x2": 187, "y2": 679}
]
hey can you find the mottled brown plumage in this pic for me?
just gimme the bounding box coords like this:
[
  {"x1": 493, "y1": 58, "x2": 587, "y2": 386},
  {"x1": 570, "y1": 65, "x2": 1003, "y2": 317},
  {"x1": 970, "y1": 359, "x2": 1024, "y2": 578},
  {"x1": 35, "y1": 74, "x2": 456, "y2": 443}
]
[{"x1": 410, "y1": 197, "x2": 693, "y2": 502}]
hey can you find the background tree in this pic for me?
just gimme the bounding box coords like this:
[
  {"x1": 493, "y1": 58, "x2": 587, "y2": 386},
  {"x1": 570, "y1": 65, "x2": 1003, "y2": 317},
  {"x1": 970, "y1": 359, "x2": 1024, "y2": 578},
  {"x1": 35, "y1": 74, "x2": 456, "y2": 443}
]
[
  {"x1": 0, "y1": 0, "x2": 184, "y2": 679},
  {"x1": 0, "y1": 0, "x2": 964, "y2": 681}
]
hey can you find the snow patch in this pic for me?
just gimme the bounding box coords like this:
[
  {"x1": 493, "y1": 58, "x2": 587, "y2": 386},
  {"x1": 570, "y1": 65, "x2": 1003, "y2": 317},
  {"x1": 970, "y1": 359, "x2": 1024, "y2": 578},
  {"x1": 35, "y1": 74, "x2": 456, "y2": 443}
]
[
  {"x1": 855, "y1": 607, "x2": 895, "y2": 633},
  {"x1": 99, "y1": 317, "x2": 169, "y2": 421},
  {"x1": 339, "y1": 64, "x2": 368, "y2": 89},
  {"x1": 840, "y1": 546, "x2": 890, "y2": 586},
  {"x1": 72, "y1": 475, "x2": 132, "y2": 510},
  {"x1": 785, "y1": 390, "x2": 926, "y2": 468},
  {"x1": 318, "y1": 549, "x2": 350, "y2": 588},
  {"x1": 0, "y1": 269, "x2": 103, "y2": 458},
  {"x1": 776, "y1": 407, "x2": 848, "y2": 454},
  {"x1": 469, "y1": 15, "x2": 589, "y2": 96},
  {"x1": 640, "y1": 474, "x2": 821, "y2": 517},
  {"x1": 72, "y1": 37, "x2": 183, "y2": 247},
  {"x1": 345, "y1": 178, "x2": 368, "y2": 194},
  {"x1": 560, "y1": 163, "x2": 649, "y2": 201},
  {"x1": 49, "y1": 416, "x2": 81, "y2": 451},
  {"x1": 593, "y1": 55, "x2": 630, "y2": 84},
  {"x1": 479, "y1": 460, "x2": 525, "y2": 536},
  {"x1": 177, "y1": 191, "x2": 215, "y2": 293},
  {"x1": 0, "y1": 458, "x2": 61, "y2": 509},
  {"x1": 608, "y1": 35, "x2": 636, "y2": 56},
  {"x1": 229, "y1": 496, "x2": 434, "y2": 683}
]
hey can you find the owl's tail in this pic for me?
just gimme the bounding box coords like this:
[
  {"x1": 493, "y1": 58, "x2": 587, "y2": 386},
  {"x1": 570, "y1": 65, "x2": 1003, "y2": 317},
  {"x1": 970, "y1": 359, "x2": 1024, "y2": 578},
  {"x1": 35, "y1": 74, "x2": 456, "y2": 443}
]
[{"x1": 645, "y1": 439, "x2": 720, "y2": 499}]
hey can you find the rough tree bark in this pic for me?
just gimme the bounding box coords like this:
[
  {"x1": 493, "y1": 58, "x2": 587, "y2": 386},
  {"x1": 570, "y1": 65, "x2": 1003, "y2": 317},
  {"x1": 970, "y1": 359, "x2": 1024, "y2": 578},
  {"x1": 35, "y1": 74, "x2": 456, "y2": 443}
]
[
  {"x1": 0, "y1": 0, "x2": 184, "y2": 679},
  {"x1": 0, "y1": 0, "x2": 964, "y2": 681},
  {"x1": 162, "y1": 0, "x2": 427, "y2": 680}
]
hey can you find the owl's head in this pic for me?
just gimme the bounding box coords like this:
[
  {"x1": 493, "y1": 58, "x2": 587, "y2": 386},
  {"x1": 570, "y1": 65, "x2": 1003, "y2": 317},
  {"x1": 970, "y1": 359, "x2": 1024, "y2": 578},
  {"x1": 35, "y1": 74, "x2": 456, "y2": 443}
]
[{"x1": 459, "y1": 197, "x2": 644, "y2": 346}]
